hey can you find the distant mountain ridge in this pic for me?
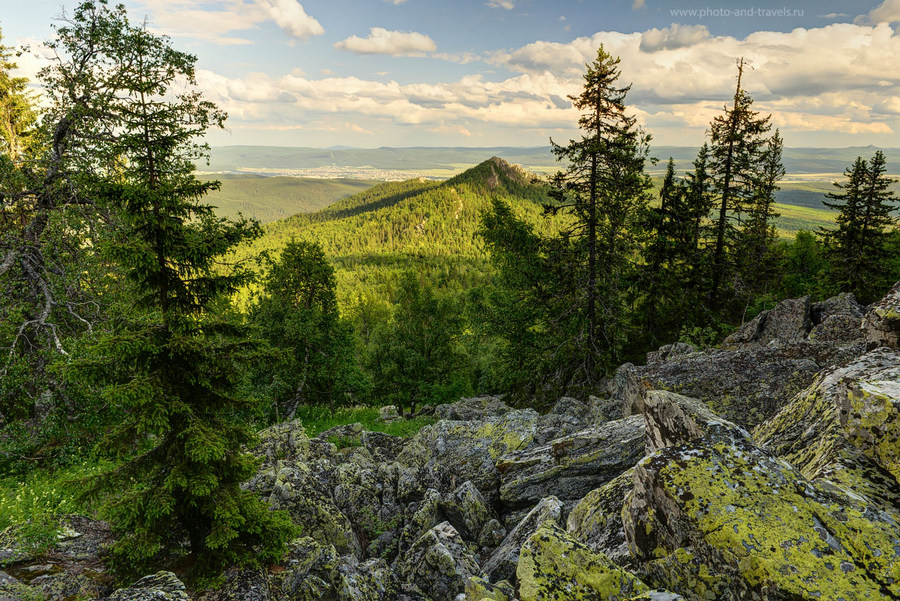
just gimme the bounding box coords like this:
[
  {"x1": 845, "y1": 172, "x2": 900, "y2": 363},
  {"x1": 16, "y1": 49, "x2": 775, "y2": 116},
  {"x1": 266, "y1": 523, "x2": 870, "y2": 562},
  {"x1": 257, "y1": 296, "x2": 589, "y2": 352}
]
[{"x1": 207, "y1": 145, "x2": 900, "y2": 177}]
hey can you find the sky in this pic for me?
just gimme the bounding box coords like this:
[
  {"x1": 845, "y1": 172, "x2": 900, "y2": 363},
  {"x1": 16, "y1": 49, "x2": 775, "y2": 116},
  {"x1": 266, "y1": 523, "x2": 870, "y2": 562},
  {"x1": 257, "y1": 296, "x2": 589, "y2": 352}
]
[{"x1": 3, "y1": 0, "x2": 900, "y2": 149}]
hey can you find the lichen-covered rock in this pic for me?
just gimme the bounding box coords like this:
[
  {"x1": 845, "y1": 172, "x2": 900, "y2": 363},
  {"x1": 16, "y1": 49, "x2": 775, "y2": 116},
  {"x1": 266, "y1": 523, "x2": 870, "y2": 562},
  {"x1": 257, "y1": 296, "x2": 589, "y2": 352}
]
[
  {"x1": 30, "y1": 570, "x2": 111, "y2": 601},
  {"x1": 566, "y1": 469, "x2": 634, "y2": 568},
  {"x1": 632, "y1": 339, "x2": 863, "y2": 429},
  {"x1": 247, "y1": 462, "x2": 361, "y2": 556},
  {"x1": 464, "y1": 576, "x2": 515, "y2": 601},
  {"x1": 645, "y1": 342, "x2": 697, "y2": 366},
  {"x1": 434, "y1": 396, "x2": 511, "y2": 421},
  {"x1": 606, "y1": 363, "x2": 643, "y2": 418},
  {"x1": 252, "y1": 419, "x2": 310, "y2": 466},
  {"x1": 624, "y1": 436, "x2": 900, "y2": 601},
  {"x1": 108, "y1": 571, "x2": 189, "y2": 601},
  {"x1": 335, "y1": 556, "x2": 397, "y2": 601},
  {"x1": 642, "y1": 390, "x2": 749, "y2": 453},
  {"x1": 533, "y1": 397, "x2": 592, "y2": 444},
  {"x1": 863, "y1": 280, "x2": 900, "y2": 349},
  {"x1": 497, "y1": 415, "x2": 644, "y2": 508},
  {"x1": 397, "y1": 522, "x2": 479, "y2": 601},
  {"x1": 808, "y1": 292, "x2": 865, "y2": 344},
  {"x1": 754, "y1": 349, "x2": 900, "y2": 509},
  {"x1": 397, "y1": 410, "x2": 538, "y2": 502},
  {"x1": 317, "y1": 422, "x2": 364, "y2": 443},
  {"x1": 516, "y1": 523, "x2": 648, "y2": 601},
  {"x1": 481, "y1": 496, "x2": 562, "y2": 584},
  {"x1": 361, "y1": 430, "x2": 407, "y2": 462},
  {"x1": 269, "y1": 537, "x2": 339, "y2": 601},
  {"x1": 0, "y1": 570, "x2": 38, "y2": 601},
  {"x1": 442, "y1": 480, "x2": 505, "y2": 549},
  {"x1": 379, "y1": 405, "x2": 401, "y2": 423},
  {"x1": 725, "y1": 296, "x2": 812, "y2": 345}
]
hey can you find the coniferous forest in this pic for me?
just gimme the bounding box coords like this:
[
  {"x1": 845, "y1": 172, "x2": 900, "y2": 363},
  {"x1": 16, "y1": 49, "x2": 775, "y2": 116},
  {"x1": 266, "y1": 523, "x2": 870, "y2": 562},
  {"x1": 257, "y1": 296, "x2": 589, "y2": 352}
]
[{"x1": 2, "y1": 2, "x2": 900, "y2": 599}]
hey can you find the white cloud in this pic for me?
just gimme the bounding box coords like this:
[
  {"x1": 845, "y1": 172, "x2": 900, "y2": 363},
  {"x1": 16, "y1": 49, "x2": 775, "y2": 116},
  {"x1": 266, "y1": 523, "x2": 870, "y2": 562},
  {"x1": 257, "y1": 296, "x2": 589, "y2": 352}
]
[
  {"x1": 335, "y1": 27, "x2": 437, "y2": 56},
  {"x1": 640, "y1": 24, "x2": 710, "y2": 52},
  {"x1": 486, "y1": 0, "x2": 515, "y2": 9},
  {"x1": 633, "y1": 0, "x2": 646, "y2": 9},
  {"x1": 256, "y1": 0, "x2": 324, "y2": 39},
  {"x1": 858, "y1": 0, "x2": 900, "y2": 24}
]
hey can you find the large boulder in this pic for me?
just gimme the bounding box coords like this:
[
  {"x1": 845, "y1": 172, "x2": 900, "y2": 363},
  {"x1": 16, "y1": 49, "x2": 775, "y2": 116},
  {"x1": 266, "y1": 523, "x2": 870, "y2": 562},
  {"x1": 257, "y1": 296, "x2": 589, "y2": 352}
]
[
  {"x1": 247, "y1": 462, "x2": 361, "y2": 556},
  {"x1": 252, "y1": 419, "x2": 310, "y2": 467},
  {"x1": 397, "y1": 410, "x2": 539, "y2": 502},
  {"x1": 434, "y1": 396, "x2": 511, "y2": 421},
  {"x1": 107, "y1": 572, "x2": 189, "y2": 601},
  {"x1": 632, "y1": 339, "x2": 863, "y2": 429},
  {"x1": 566, "y1": 469, "x2": 635, "y2": 568},
  {"x1": 641, "y1": 390, "x2": 749, "y2": 453},
  {"x1": 809, "y1": 292, "x2": 866, "y2": 344},
  {"x1": 754, "y1": 348, "x2": 900, "y2": 509},
  {"x1": 863, "y1": 280, "x2": 900, "y2": 349},
  {"x1": 481, "y1": 496, "x2": 563, "y2": 584},
  {"x1": 496, "y1": 415, "x2": 645, "y2": 508},
  {"x1": 624, "y1": 434, "x2": 900, "y2": 601},
  {"x1": 724, "y1": 296, "x2": 812, "y2": 345},
  {"x1": 397, "y1": 522, "x2": 479, "y2": 601},
  {"x1": 516, "y1": 523, "x2": 649, "y2": 601}
]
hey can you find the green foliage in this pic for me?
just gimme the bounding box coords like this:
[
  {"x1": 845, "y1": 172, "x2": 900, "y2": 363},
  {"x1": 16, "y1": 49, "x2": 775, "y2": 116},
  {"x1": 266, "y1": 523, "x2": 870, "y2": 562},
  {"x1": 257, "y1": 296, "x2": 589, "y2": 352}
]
[
  {"x1": 249, "y1": 239, "x2": 366, "y2": 420},
  {"x1": 292, "y1": 404, "x2": 436, "y2": 438},
  {"x1": 0, "y1": 459, "x2": 112, "y2": 557},
  {"x1": 366, "y1": 272, "x2": 472, "y2": 414},
  {"x1": 820, "y1": 151, "x2": 899, "y2": 303},
  {"x1": 51, "y1": 0, "x2": 294, "y2": 581}
]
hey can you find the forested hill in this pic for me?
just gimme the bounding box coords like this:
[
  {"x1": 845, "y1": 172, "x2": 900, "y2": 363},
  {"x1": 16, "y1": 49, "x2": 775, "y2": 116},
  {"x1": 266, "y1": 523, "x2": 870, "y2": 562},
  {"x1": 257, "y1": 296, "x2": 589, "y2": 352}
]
[{"x1": 236, "y1": 157, "x2": 567, "y2": 304}]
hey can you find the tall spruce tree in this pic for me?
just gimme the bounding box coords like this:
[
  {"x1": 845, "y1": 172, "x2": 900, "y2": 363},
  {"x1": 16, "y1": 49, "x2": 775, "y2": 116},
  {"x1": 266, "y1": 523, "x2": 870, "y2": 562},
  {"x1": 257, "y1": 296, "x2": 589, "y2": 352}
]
[
  {"x1": 707, "y1": 58, "x2": 772, "y2": 308},
  {"x1": 547, "y1": 45, "x2": 652, "y2": 384},
  {"x1": 821, "y1": 151, "x2": 898, "y2": 303},
  {"x1": 61, "y1": 1, "x2": 294, "y2": 579},
  {"x1": 735, "y1": 129, "x2": 785, "y2": 304}
]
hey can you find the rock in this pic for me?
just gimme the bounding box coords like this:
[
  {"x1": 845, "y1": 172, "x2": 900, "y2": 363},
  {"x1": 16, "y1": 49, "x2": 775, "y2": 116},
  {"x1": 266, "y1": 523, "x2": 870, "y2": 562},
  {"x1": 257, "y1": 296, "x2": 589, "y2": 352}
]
[
  {"x1": 481, "y1": 496, "x2": 562, "y2": 584},
  {"x1": 442, "y1": 481, "x2": 504, "y2": 547},
  {"x1": 754, "y1": 348, "x2": 900, "y2": 509},
  {"x1": 108, "y1": 571, "x2": 189, "y2": 601},
  {"x1": 463, "y1": 576, "x2": 514, "y2": 601},
  {"x1": 397, "y1": 410, "x2": 538, "y2": 502},
  {"x1": 641, "y1": 390, "x2": 749, "y2": 453},
  {"x1": 632, "y1": 339, "x2": 864, "y2": 429},
  {"x1": 247, "y1": 462, "x2": 361, "y2": 556},
  {"x1": 516, "y1": 523, "x2": 648, "y2": 601},
  {"x1": 863, "y1": 280, "x2": 900, "y2": 349},
  {"x1": 724, "y1": 296, "x2": 812, "y2": 345},
  {"x1": 497, "y1": 415, "x2": 644, "y2": 508},
  {"x1": 566, "y1": 469, "x2": 635, "y2": 568},
  {"x1": 379, "y1": 405, "x2": 401, "y2": 422},
  {"x1": 533, "y1": 397, "x2": 592, "y2": 444},
  {"x1": 0, "y1": 571, "x2": 37, "y2": 601},
  {"x1": 317, "y1": 422, "x2": 364, "y2": 444},
  {"x1": 809, "y1": 292, "x2": 865, "y2": 344},
  {"x1": 361, "y1": 430, "x2": 406, "y2": 462},
  {"x1": 205, "y1": 567, "x2": 269, "y2": 601},
  {"x1": 30, "y1": 570, "x2": 111, "y2": 601},
  {"x1": 624, "y1": 435, "x2": 900, "y2": 600},
  {"x1": 252, "y1": 419, "x2": 310, "y2": 467},
  {"x1": 335, "y1": 556, "x2": 397, "y2": 601},
  {"x1": 397, "y1": 522, "x2": 479, "y2": 601},
  {"x1": 269, "y1": 537, "x2": 339, "y2": 601},
  {"x1": 645, "y1": 342, "x2": 697, "y2": 366},
  {"x1": 434, "y1": 396, "x2": 511, "y2": 421},
  {"x1": 607, "y1": 363, "x2": 643, "y2": 418}
]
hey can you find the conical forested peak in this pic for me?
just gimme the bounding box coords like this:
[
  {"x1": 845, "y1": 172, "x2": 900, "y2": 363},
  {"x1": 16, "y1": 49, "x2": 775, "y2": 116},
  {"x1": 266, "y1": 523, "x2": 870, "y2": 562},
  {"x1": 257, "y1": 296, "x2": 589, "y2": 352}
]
[{"x1": 444, "y1": 156, "x2": 536, "y2": 196}]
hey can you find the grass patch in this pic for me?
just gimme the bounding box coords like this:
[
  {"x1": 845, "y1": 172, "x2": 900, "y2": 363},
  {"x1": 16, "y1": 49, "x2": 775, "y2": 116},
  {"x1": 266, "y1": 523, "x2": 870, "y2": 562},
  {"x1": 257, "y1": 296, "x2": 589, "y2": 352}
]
[
  {"x1": 292, "y1": 405, "x2": 436, "y2": 438},
  {"x1": 0, "y1": 459, "x2": 112, "y2": 559}
]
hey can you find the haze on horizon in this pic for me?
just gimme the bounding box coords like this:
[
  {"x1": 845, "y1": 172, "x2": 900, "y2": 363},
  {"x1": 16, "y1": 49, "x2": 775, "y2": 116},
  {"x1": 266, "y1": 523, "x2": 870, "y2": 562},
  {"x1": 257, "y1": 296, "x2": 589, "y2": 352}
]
[{"x1": 4, "y1": 0, "x2": 900, "y2": 149}]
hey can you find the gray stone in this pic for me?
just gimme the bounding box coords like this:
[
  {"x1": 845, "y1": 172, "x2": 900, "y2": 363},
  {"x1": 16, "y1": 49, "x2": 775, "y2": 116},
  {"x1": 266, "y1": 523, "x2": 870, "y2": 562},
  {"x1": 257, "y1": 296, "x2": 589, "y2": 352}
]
[
  {"x1": 863, "y1": 280, "x2": 900, "y2": 349},
  {"x1": 108, "y1": 571, "x2": 188, "y2": 601},
  {"x1": 497, "y1": 415, "x2": 645, "y2": 508},
  {"x1": 397, "y1": 522, "x2": 479, "y2": 601},
  {"x1": 481, "y1": 496, "x2": 562, "y2": 584}
]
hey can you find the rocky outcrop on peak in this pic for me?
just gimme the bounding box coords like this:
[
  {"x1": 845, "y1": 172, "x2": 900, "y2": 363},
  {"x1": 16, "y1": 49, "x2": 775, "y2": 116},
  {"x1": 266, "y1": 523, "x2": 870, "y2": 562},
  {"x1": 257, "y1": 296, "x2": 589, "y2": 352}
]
[{"x1": 863, "y1": 280, "x2": 900, "y2": 349}]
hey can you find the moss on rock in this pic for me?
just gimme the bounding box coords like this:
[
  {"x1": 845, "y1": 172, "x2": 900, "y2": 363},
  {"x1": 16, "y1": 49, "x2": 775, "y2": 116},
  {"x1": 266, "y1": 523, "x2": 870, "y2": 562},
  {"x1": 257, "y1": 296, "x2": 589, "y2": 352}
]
[{"x1": 516, "y1": 523, "x2": 648, "y2": 601}]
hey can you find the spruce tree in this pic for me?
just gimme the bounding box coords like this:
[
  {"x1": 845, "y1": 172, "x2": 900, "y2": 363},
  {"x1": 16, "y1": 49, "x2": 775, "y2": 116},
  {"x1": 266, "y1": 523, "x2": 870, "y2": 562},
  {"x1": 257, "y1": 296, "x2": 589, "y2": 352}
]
[
  {"x1": 821, "y1": 151, "x2": 898, "y2": 303},
  {"x1": 547, "y1": 45, "x2": 652, "y2": 383},
  {"x1": 251, "y1": 240, "x2": 364, "y2": 420},
  {"x1": 707, "y1": 58, "x2": 772, "y2": 308},
  {"x1": 61, "y1": 1, "x2": 294, "y2": 579},
  {"x1": 735, "y1": 129, "x2": 785, "y2": 304}
]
